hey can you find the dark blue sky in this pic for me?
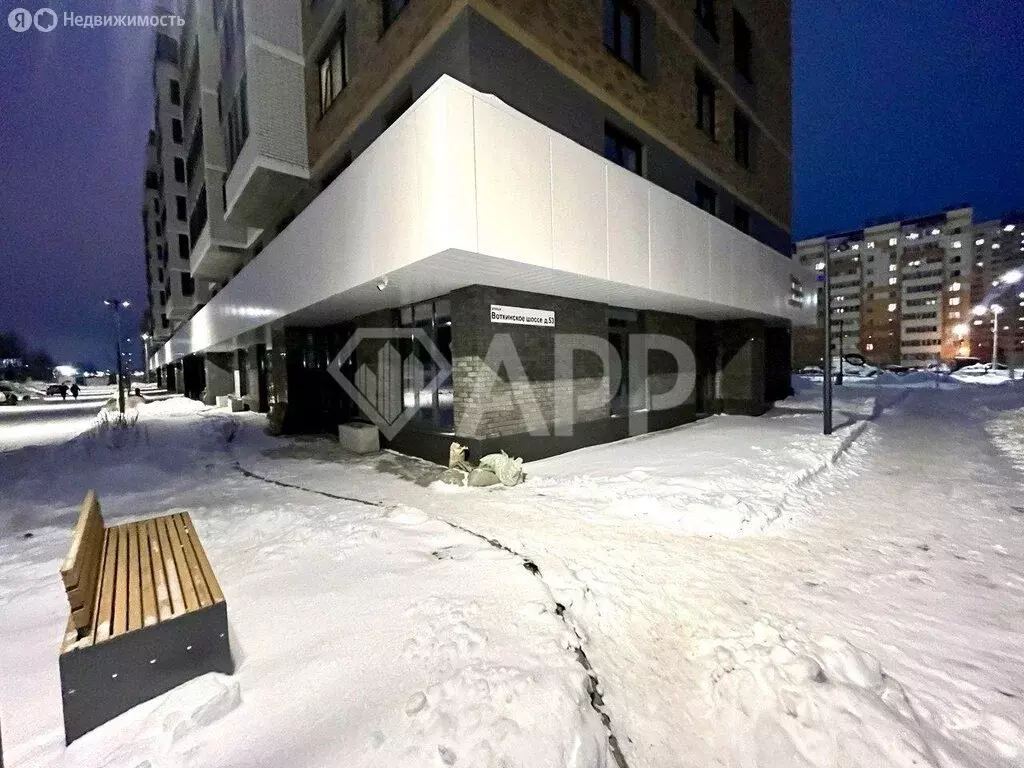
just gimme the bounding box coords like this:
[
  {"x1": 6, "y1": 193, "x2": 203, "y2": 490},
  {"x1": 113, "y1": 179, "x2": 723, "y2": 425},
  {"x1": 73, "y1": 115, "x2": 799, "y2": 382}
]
[{"x1": 1, "y1": 1, "x2": 1022, "y2": 365}]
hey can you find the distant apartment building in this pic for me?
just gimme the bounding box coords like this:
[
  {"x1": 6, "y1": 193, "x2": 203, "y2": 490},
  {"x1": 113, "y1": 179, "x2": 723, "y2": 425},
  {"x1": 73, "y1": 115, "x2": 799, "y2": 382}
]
[
  {"x1": 144, "y1": 0, "x2": 813, "y2": 462},
  {"x1": 794, "y1": 207, "x2": 1024, "y2": 367}
]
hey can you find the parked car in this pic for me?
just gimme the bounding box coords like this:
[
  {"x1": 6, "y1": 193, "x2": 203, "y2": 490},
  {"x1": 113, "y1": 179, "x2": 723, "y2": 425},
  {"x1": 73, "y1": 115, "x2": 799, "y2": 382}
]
[
  {"x1": 799, "y1": 365, "x2": 824, "y2": 375},
  {"x1": 834, "y1": 353, "x2": 881, "y2": 378},
  {"x1": 885, "y1": 365, "x2": 912, "y2": 375},
  {"x1": 949, "y1": 357, "x2": 983, "y2": 373},
  {"x1": 0, "y1": 382, "x2": 17, "y2": 405},
  {"x1": 46, "y1": 383, "x2": 64, "y2": 396}
]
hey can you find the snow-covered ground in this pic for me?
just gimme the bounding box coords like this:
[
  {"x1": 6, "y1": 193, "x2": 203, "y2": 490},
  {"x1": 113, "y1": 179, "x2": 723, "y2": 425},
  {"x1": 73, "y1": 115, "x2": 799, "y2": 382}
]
[{"x1": 1, "y1": 377, "x2": 1022, "y2": 767}]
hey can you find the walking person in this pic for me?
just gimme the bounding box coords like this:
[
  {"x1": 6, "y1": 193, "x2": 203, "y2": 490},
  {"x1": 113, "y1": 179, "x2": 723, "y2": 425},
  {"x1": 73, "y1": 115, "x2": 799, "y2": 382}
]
[
  {"x1": 70, "y1": 382, "x2": 80, "y2": 400},
  {"x1": 59, "y1": 383, "x2": 68, "y2": 401}
]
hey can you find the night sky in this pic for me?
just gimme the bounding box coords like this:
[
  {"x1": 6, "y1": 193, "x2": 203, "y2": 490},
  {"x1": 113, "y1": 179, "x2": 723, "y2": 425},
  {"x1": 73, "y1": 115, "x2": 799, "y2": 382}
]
[{"x1": 1, "y1": 1, "x2": 1022, "y2": 366}]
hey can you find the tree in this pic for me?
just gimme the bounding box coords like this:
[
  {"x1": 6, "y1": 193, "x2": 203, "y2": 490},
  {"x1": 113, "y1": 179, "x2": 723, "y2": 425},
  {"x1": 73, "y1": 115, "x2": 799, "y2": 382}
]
[{"x1": 26, "y1": 350, "x2": 56, "y2": 381}]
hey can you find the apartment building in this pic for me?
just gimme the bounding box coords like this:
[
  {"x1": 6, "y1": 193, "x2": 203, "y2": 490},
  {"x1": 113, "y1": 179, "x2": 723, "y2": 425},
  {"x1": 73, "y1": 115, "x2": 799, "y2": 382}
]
[
  {"x1": 141, "y1": 131, "x2": 168, "y2": 347},
  {"x1": 968, "y1": 214, "x2": 1024, "y2": 364},
  {"x1": 794, "y1": 207, "x2": 1024, "y2": 368},
  {"x1": 145, "y1": 0, "x2": 813, "y2": 462}
]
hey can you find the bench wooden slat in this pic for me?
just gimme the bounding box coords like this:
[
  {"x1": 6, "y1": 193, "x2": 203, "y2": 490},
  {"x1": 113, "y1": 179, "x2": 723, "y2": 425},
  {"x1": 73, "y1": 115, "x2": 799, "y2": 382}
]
[
  {"x1": 182, "y1": 514, "x2": 225, "y2": 604},
  {"x1": 93, "y1": 528, "x2": 118, "y2": 643},
  {"x1": 147, "y1": 518, "x2": 173, "y2": 622},
  {"x1": 163, "y1": 514, "x2": 199, "y2": 613},
  {"x1": 156, "y1": 515, "x2": 187, "y2": 616},
  {"x1": 126, "y1": 524, "x2": 143, "y2": 632},
  {"x1": 112, "y1": 526, "x2": 129, "y2": 637},
  {"x1": 62, "y1": 492, "x2": 106, "y2": 632},
  {"x1": 138, "y1": 520, "x2": 158, "y2": 628},
  {"x1": 173, "y1": 514, "x2": 212, "y2": 608},
  {"x1": 60, "y1": 491, "x2": 103, "y2": 588}
]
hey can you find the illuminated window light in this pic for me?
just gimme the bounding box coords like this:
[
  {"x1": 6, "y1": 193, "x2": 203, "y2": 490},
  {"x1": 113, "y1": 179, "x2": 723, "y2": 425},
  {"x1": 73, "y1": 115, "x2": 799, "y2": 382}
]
[
  {"x1": 992, "y1": 243, "x2": 1001, "y2": 249},
  {"x1": 1004, "y1": 224, "x2": 1016, "y2": 232},
  {"x1": 866, "y1": 241, "x2": 876, "y2": 249},
  {"x1": 948, "y1": 297, "x2": 960, "y2": 306},
  {"x1": 950, "y1": 282, "x2": 961, "y2": 291},
  {"x1": 865, "y1": 343, "x2": 874, "y2": 351},
  {"x1": 887, "y1": 303, "x2": 897, "y2": 312},
  {"x1": 889, "y1": 264, "x2": 897, "y2": 272},
  {"x1": 888, "y1": 277, "x2": 898, "y2": 285},
  {"x1": 952, "y1": 241, "x2": 962, "y2": 248},
  {"x1": 975, "y1": 238, "x2": 985, "y2": 245},
  {"x1": 931, "y1": 228, "x2": 941, "y2": 235},
  {"x1": 815, "y1": 261, "x2": 825, "y2": 271},
  {"x1": 888, "y1": 237, "x2": 898, "y2": 246},
  {"x1": 851, "y1": 243, "x2": 860, "y2": 251}
]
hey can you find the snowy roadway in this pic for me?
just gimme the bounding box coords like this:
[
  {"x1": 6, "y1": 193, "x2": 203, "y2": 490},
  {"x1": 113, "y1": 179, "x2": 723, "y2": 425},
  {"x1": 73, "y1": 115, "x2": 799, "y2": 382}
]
[{"x1": 0, "y1": 377, "x2": 1022, "y2": 767}]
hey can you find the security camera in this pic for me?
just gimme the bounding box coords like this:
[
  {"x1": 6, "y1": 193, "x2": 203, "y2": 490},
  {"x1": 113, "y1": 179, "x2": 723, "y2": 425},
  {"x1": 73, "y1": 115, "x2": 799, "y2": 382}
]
[{"x1": 376, "y1": 276, "x2": 389, "y2": 292}]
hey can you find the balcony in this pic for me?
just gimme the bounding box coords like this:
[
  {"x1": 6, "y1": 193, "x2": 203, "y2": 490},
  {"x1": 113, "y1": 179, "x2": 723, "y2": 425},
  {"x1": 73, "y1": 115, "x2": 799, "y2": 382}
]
[
  {"x1": 221, "y1": 6, "x2": 309, "y2": 228},
  {"x1": 154, "y1": 75, "x2": 813, "y2": 365},
  {"x1": 190, "y1": 221, "x2": 248, "y2": 280}
]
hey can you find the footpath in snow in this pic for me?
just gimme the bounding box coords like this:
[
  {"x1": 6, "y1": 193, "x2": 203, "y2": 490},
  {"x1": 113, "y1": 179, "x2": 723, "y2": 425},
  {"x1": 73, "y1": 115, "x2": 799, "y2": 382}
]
[{"x1": 1, "y1": 376, "x2": 1023, "y2": 767}]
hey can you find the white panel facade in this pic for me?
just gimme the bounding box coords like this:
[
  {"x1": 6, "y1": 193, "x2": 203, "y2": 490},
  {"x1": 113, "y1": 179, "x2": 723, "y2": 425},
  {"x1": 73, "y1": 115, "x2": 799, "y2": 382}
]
[{"x1": 155, "y1": 76, "x2": 812, "y2": 366}]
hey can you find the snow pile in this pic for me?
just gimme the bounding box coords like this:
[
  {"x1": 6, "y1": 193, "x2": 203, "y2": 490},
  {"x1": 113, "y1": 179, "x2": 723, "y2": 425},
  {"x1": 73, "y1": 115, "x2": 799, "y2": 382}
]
[
  {"x1": 136, "y1": 396, "x2": 212, "y2": 416},
  {"x1": 704, "y1": 620, "x2": 989, "y2": 767},
  {"x1": 984, "y1": 405, "x2": 1024, "y2": 474},
  {"x1": 522, "y1": 414, "x2": 866, "y2": 535}
]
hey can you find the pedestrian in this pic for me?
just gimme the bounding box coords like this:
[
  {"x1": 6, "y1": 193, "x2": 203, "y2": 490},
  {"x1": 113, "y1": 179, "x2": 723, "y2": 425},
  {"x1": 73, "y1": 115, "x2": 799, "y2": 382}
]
[
  {"x1": 70, "y1": 382, "x2": 80, "y2": 400},
  {"x1": 59, "y1": 383, "x2": 68, "y2": 401}
]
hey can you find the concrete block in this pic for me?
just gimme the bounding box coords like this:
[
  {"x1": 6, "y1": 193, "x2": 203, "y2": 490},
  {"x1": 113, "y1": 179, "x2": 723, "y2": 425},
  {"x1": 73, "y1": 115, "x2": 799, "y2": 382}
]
[
  {"x1": 215, "y1": 395, "x2": 233, "y2": 408},
  {"x1": 338, "y1": 422, "x2": 380, "y2": 454}
]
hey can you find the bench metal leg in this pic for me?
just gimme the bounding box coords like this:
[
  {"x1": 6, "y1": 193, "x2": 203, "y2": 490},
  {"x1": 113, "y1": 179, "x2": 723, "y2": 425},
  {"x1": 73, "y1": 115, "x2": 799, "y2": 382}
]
[{"x1": 60, "y1": 602, "x2": 233, "y2": 745}]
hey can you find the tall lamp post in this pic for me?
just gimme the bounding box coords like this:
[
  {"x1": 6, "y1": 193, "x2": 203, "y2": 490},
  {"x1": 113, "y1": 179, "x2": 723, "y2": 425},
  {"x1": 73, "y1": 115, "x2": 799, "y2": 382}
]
[
  {"x1": 103, "y1": 299, "x2": 130, "y2": 414},
  {"x1": 972, "y1": 303, "x2": 1004, "y2": 367},
  {"x1": 141, "y1": 333, "x2": 152, "y2": 383}
]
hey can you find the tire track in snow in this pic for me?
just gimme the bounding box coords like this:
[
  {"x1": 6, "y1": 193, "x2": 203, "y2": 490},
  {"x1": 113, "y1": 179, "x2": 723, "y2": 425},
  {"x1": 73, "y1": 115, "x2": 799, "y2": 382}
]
[{"x1": 232, "y1": 461, "x2": 631, "y2": 768}]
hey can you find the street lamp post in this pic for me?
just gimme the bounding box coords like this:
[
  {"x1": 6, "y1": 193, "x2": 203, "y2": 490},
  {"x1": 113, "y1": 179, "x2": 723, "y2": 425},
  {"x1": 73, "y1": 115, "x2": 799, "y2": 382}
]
[
  {"x1": 991, "y1": 304, "x2": 1004, "y2": 367},
  {"x1": 103, "y1": 299, "x2": 131, "y2": 414},
  {"x1": 141, "y1": 334, "x2": 152, "y2": 384}
]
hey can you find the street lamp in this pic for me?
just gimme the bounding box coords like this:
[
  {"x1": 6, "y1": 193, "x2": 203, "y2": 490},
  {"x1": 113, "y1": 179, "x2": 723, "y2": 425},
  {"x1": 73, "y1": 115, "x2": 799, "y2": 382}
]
[
  {"x1": 141, "y1": 333, "x2": 152, "y2": 383},
  {"x1": 972, "y1": 303, "x2": 1004, "y2": 366},
  {"x1": 103, "y1": 299, "x2": 131, "y2": 414}
]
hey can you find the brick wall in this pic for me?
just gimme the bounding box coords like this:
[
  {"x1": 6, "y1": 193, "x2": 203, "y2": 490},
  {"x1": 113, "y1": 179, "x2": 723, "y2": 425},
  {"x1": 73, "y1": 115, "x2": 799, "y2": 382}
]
[{"x1": 450, "y1": 285, "x2": 614, "y2": 439}]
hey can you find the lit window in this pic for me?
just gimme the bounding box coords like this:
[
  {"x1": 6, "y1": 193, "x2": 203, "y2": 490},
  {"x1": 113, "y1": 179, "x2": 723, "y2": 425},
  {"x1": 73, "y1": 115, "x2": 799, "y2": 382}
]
[
  {"x1": 952, "y1": 241, "x2": 962, "y2": 248},
  {"x1": 948, "y1": 297, "x2": 960, "y2": 306},
  {"x1": 975, "y1": 238, "x2": 985, "y2": 246},
  {"x1": 992, "y1": 243, "x2": 1001, "y2": 249},
  {"x1": 866, "y1": 241, "x2": 876, "y2": 249},
  {"x1": 1004, "y1": 224, "x2": 1016, "y2": 232},
  {"x1": 815, "y1": 261, "x2": 825, "y2": 271},
  {"x1": 907, "y1": 232, "x2": 919, "y2": 240},
  {"x1": 888, "y1": 237, "x2": 898, "y2": 246},
  {"x1": 931, "y1": 228, "x2": 940, "y2": 235},
  {"x1": 851, "y1": 243, "x2": 859, "y2": 251},
  {"x1": 865, "y1": 343, "x2": 874, "y2": 351},
  {"x1": 888, "y1": 277, "x2": 897, "y2": 285},
  {"x1": 950, "y1": 282, "x2": 961, "y2": 291},
  {"x1": 888, "y1": 303, "x2": 897, "y2": 312},
  {"x1": 889, "y1": 264, "x2": 897, "y2": 272},
  {"x1": 949, "y1": 311, "x2": 961, "y2": 319}
]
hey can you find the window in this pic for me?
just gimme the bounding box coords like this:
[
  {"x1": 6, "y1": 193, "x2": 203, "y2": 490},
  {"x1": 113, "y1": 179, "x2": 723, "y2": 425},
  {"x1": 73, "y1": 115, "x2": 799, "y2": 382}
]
[
  {"x1": 695, "y1": 0, "x2": 717, "y2": 40},
  {"x1": 733, "y1": 109, "x2": 750, "y2": 168},
  {"x1": 171, "y1": 118, "x2": 183, "y2": 144},
  {"x1": 159, "y1": 291, "x2": 165, "y2": 305},
  {"x1": 174, "y1": 157, "x2": 185, "y2": 183},
  {"x1": 695, "y1": 68, "x2": 716, "y2": 139},
  {"x1": 152, "y1": 199, "x2": 160, "y2": 214},
  {"x1": 695, "y1": 181, "x2": 717, "y2": 215},
  {"x1": 169, "y1": 79, "x2": 181, "y2": 105},
  {"x1": 603, "y1": 0, "x2": 641, "y2": 71},
  {"x1": 604, "y1": 123, "x2": 642, "y2": 174},
  {"x1": 382, "y1": 0, "x2": 409, "y2": 31},
  {"x1": 178, "y1": 233, "x2": 190, "y2": 261},
  {"x1": 734, "y1": 205, "x2": 750, "y2": 234},
  {"x1": 181, "y1": 272, "x2": 195, "y2": 297},
  {"x1": 948, "y1": 297, "x2": 961, "y2": 306},
  {"x1": 733, "y1": 9, "x2": 752, "y2": 80},
  {"x1": 176, "y1": 195, "x2": 187, "y2": 221},
  {"x1": 318, "y1": 17, "x2": 348, "y2": 116}
]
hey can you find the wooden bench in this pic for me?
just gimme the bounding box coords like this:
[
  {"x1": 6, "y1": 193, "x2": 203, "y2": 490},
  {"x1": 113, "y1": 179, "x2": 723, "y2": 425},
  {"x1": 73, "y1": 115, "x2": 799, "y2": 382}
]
[{"x1": 59, "y1": 491, "x2": 233, "y2": 744}]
